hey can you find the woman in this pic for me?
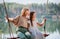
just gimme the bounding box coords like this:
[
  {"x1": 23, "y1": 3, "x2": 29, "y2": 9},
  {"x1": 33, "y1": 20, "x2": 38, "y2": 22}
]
[
  {"x1": 6, "y1": 8, "x2": 32, "y2": 39},
  {"x1": 29, "y1": 11, "x2": 46, "y2": 39}
]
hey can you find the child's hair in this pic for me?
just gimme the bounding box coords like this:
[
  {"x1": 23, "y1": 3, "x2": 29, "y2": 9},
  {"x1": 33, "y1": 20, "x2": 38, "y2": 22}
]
[{"x1": 30, "y1": 11, "x2": 35, "y2": 26}]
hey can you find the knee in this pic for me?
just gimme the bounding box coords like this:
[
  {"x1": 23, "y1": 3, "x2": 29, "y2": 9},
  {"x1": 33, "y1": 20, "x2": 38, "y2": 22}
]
[
  {"x1": 25, "y1": 32, "x2": 32, "y2": 39},
  {"x1": 17, "y1": 32, "x2": 27, "y2": 39},
  {"x1": 25, "y1": 32, "x2": 31, "y2": 36}
]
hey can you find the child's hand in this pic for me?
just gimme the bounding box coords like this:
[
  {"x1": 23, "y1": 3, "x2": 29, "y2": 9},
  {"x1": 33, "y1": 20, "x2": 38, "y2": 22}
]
[{"x1": 44, "y1": 18, "x2": 46, "y2": 22}]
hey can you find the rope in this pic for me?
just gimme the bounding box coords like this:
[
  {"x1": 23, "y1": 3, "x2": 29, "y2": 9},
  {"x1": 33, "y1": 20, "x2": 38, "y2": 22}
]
[
  {"x1": 3, "y1": 0, "x2": 14, "y2": 38},
  {"x1": 44, "y1": 20, "x2": 46, "y2": 34},
  {"x1": 44, "y1": 0, "x2": 49, "y2": 34}
]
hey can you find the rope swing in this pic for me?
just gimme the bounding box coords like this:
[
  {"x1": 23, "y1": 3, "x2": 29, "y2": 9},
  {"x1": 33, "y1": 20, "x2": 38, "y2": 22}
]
[{"x1": 3, "y1": 0, "x2": 14, "y2": 38}]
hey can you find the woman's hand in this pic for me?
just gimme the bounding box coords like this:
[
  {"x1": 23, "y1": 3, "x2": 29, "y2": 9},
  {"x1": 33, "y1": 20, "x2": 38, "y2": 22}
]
[
  {"x1": 5, "y1": 15, "x2": 14, "y2": 22},
  {"x1": 5, "y1": 15, "x2": 8, "y2": 20}
]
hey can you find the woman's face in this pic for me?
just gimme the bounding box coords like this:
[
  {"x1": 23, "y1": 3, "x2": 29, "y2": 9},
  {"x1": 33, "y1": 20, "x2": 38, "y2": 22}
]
[
  {"x1": 25, "y1": 10, "x2": 30, "y2": 16},
  {"x1": 32, "y1": 13, "x2": 36, "y2": 20}
]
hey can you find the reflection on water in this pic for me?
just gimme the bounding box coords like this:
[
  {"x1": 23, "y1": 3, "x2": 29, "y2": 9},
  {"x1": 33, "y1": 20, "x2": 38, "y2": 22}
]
[{"x1": 1, "y1": 30, "x2": 60, "y2": 39}]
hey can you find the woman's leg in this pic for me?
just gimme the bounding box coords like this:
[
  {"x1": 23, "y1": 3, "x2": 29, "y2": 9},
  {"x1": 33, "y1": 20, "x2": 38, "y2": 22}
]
[
  {"x1": 17, "y1": 26, "x2": 32, "y2": 39},
  {"x1": 25, "y1": 32, "x2": 32, "y2": 39},
  {"x1": 17, "y1": 32, "x2": 27, "y2": 39}
]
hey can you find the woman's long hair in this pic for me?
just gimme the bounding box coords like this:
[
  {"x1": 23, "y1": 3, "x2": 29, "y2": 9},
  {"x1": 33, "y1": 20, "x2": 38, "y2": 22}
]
[
  {"x1": 30, "y1": 11, "x2": 35, "y2": 26},
  {"x1": 21, "y1": 8, "x2": 29, "y2": 17}
]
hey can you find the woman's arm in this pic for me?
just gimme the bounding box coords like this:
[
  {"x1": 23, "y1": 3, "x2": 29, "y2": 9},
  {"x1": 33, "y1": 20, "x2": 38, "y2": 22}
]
[
  {"x1": 6, "y1": 16, "x2": 19, "y2": 23},
  {"x1": 37, "y1": 18, "x2": 46, "y2": 26},
  {"x1": 8, "y1": 18, "x2": 14, "y2": 22}
]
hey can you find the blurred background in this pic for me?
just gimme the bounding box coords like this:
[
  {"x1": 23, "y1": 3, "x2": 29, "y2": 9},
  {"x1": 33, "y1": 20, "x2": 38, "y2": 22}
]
[{"x1": 0, "y1": 0, "x2": 60, "y2": 39}]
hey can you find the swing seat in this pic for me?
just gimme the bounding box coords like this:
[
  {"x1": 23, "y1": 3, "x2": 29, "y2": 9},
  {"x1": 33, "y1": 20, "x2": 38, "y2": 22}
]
[
  {"x1": 7, "y1": 37, "x2": 20, "y2": 39},
  {"x1": 43, "y1": 34, "x2": 49, "y2": 37},
  {"x1": 7, "y1": 38, "x2": 17, "y2": 39}
]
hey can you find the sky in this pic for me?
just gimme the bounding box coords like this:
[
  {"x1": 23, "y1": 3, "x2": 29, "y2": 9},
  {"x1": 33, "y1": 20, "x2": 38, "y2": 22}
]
[{"x1": 0, "y1": 0, "x2": 60, "y2": 4}]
